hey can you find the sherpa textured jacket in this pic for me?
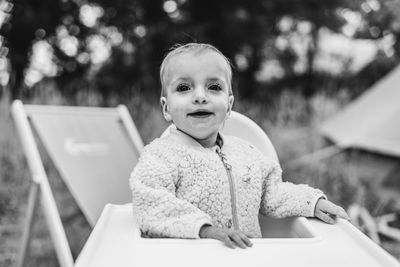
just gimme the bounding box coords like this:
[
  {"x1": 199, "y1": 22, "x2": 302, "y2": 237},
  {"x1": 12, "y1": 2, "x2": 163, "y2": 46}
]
[{"x1": 129, "y1": 129, "x2": 325, "y2": 239}]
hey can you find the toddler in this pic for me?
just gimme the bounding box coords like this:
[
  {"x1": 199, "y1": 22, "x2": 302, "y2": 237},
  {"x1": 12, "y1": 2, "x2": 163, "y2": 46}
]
[{"x1": 129, "y1": 43, "x2": 349, "y2": 249}]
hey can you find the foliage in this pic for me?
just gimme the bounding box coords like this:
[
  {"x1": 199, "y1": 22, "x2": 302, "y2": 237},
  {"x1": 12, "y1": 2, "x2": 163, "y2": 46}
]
[{"x1": 1, "y1": 0, "x2": 400, "y2": 102}]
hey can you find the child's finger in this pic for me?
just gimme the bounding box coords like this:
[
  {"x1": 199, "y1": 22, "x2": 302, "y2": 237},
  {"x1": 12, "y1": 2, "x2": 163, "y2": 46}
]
[
  {"x1": 323, "y1": 203, "x2": 350, "y2": 221},
  {"x1": 335, "y1": 207, "x2": 351, "y2": 221},
  {"x1": 221, "y1": 235, "x2": 236, "y2": 249},
  {"x1": 317, "y1": 211, "x2": 335, "y2": 224},
  {"x1": 238, "y1": 232, "x2": 253, "y2": 247},
  {"x1": 320, "y1": 201, "x2": 338, "y2": 214},
  {"x1": 229, "y1": 233, "x2": 247, "y2": 249}
]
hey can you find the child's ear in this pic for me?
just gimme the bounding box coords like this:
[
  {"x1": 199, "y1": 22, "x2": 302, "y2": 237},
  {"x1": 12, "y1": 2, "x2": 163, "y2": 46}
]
[{"x1": 160, "y1": 97, "x2": 172, "y2": 122}]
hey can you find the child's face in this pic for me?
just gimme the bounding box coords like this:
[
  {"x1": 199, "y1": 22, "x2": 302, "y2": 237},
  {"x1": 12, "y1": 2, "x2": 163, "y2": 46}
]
[{"x1": 160, "y1": 51, "x2": 234, "y2": 147}]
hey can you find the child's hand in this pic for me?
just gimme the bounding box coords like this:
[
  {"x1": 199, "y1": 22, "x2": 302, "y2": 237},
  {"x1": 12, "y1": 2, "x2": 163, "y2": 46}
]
[
  {"x1": 199, "y1": 225, "x2": 253, "y2": 249},
  {"x1": 314, "y1": 198, "x2": 350, "y2": 224}
]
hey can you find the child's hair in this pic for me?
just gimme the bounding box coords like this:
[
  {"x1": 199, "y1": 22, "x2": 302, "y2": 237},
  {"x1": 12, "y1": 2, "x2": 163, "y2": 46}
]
[{"x1": 160, "y1": 43, "x2": 233, "y2": 97}]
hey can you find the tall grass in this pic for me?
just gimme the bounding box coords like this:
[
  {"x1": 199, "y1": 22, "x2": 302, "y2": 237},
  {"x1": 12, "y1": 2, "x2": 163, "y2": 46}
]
[
  {"x1": 0, "y1": 97, "x2": 30, "y2": 266},
  {"x1": 0, "y1": 90, "x2": 399, "y2": 266}
]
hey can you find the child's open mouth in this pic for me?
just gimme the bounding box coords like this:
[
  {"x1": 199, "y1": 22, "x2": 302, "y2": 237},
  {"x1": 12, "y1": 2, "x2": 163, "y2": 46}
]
[{"x1": 187, "y1": 111, "x2": 214, "y2": 118}]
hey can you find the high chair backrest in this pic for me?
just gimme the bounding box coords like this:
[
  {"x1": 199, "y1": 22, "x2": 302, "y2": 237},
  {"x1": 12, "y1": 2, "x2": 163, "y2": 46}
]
[
  {"x1": 12, "y1": 100, "x2": 143, "y2": 267},
  {"x1": 223, "y1": 111, "x2": 279, "y2": 162}
]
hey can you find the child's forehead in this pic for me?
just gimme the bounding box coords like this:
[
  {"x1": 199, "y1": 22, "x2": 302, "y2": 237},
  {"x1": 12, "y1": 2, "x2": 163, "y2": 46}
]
[
  {"x1": 165, "y1": 50, "x2": 229, "y2": 76},
  {"x1": 170, "y1": 50, "x2": 225, "y2": 64}
]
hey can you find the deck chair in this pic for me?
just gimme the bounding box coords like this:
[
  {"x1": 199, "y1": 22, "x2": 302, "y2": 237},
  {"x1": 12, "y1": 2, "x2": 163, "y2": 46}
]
[
  {"x1": 161, "y1": 110, "x2": 279, "y2": 163},
  {"x1": 11, "y1": 100, "x2": 144, "y2": 267}
]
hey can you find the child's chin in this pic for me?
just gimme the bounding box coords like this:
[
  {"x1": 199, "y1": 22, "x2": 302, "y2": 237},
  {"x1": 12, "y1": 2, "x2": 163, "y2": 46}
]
[
  {"x1": 194, "y1": 133, "x2": 219, "y2": 142},
  {"x1": 191, "y1": 127, "x2": 217, "y2": 136}
]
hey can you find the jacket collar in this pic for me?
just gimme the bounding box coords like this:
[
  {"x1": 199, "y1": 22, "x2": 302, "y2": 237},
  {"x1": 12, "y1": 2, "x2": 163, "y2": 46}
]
[{"x1": 166, "y1": 125, "x2": 225, "y2": 150}]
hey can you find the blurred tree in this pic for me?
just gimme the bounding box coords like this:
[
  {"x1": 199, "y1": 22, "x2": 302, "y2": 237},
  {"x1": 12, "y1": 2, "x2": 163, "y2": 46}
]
[
  {"x1": 347, "y1": 0, "x2": 400, "y2": 97},
  {"x1": 1, "y1": 0, "x2": 399, "y2": 101},
  {"x1": 1, "y1": 0, "x2": 73, "y2": 98}
]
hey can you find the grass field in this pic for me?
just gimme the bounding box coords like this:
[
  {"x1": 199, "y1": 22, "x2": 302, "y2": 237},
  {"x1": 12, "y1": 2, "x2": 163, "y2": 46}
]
[{"x1": 0, "y1": 91, "x2": 399, "y2": 266}]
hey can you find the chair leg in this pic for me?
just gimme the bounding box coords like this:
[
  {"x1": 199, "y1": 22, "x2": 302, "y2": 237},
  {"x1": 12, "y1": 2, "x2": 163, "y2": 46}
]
[{"x1": 17, "y1": 181, "x2": 40, "y2": 267}]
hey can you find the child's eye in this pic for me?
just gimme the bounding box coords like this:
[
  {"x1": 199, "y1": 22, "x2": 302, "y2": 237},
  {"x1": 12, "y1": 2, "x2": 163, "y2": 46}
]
[
  {"x1": 208, "y1": 84, "x2": 222, "y2": 91},
  {"x1": 176, "y1": 84, "x2": 191, "y2": 92}
]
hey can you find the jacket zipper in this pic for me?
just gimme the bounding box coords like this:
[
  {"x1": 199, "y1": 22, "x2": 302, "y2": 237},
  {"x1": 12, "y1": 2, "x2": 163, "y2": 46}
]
[{"x1": 216, "y1": 147, "x2": 239, "y2": 230}]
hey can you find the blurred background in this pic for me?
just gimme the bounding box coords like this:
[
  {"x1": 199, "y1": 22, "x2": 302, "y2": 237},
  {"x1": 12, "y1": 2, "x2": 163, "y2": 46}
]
[{"x1": 1, "y1": 0, "x2": 400, "y2": 266}]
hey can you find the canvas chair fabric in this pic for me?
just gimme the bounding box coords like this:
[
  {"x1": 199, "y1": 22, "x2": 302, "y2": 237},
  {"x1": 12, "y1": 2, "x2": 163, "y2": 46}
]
[
  {"x1": 320, "y1": 64, "x2": 400, "y2": 157},
  {"x1": 27, "y1": 105, "x2": 142, "y2": 226}
]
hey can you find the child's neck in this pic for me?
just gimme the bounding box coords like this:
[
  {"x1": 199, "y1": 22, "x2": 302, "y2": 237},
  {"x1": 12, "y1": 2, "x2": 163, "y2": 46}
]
[{"x1": 176, "y1": 128, "x2": 221, "y2": 148}]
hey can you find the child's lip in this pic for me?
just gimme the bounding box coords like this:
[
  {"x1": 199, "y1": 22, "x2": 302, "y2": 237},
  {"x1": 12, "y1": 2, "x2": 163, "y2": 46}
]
[{"x1": 187, "y1": 110, "x2": 214, "y2": 117}]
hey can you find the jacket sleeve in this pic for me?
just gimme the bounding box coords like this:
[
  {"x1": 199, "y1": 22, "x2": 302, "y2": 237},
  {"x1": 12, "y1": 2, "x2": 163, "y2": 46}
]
[
  {"x1": 129, "y1": 148, "x2": 212, "y2": 239},
  {"x1": 260, "y1": 160, "x2": 326, "y2": 218}
]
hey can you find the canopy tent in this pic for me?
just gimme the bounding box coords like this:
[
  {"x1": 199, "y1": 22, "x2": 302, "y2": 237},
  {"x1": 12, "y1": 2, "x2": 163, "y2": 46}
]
[
  {"x1": 320, "y1": 64, "x2": 400, "y2": 158},
  {"x1": 317, "y1": 65, "x2": 400, "y2": 243}
]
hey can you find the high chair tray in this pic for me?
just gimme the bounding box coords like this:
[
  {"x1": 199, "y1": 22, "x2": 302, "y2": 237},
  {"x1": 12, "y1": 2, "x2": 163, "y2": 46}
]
[{"x1": 75, "y1": 204, "x2": 400, "y2": 267}]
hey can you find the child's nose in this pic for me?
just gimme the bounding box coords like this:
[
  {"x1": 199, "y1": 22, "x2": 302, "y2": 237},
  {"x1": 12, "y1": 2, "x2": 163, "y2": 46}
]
[{"x1": 193, "y1": 87, "x2": 207, "y2": 104}]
